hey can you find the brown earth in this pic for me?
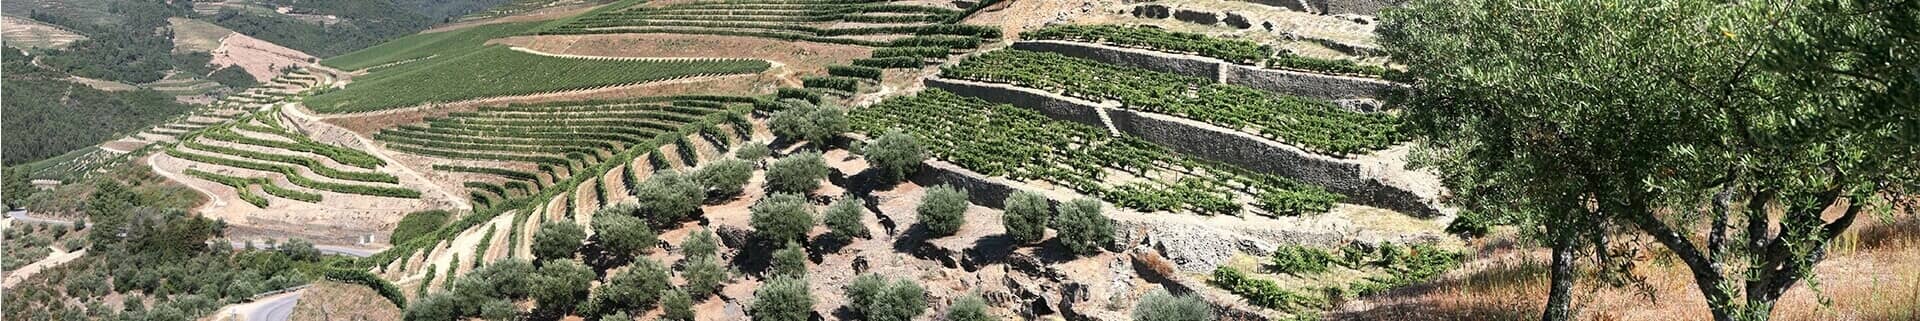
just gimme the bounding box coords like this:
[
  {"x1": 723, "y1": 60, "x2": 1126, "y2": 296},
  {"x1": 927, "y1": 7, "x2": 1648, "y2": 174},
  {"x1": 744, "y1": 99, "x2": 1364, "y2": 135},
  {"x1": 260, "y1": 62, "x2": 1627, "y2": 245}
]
[
  {"x1": 489, "y1": 33, "x2": 872, "y2": 85},
  {"x1": 289, "y1": 280, "x2": 404, "y2": 321},
  {"x1": 209, "y1": 32, "x2": 317, "y2": 82}
]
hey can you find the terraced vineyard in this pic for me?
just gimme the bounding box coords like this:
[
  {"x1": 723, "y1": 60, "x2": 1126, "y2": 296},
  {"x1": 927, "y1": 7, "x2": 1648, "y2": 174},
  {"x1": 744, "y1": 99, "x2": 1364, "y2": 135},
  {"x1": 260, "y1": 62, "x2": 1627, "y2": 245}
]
[
  {"x1": 304, "y1": 46, "x2": 771, "y2": 113},
  {"x1": 1023, "y1": 24, "x2": 1389, "y2": 77},
  {"x1": 320, "y1": 21, "x2": 547, "y2": 71},
  {"x1": 942, "y1": 49, "x2": 1402, "y2": 156},
  {"x1": 162, "y1": 109, "x2": 421, "y2": 208},
  {"x1": 855, "y1": 89, "x2": 1343, "y2": 216},
  {"x1": 543, "y1": 0, "x2": 996, "y2": 48}
]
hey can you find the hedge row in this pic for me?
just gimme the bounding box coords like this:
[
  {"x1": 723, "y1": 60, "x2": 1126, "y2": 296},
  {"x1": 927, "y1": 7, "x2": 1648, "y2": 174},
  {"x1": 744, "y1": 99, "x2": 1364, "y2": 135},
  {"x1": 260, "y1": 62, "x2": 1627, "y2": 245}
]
[{"x1": 165, "y1": 149, "x2": 421, "y2": 198}]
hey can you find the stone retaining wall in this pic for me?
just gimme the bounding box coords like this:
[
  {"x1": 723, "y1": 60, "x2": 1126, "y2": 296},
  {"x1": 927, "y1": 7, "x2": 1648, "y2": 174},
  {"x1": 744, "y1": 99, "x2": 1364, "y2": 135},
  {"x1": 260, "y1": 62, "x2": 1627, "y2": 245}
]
[
  {"x1": 925, "y1": 77, "x2": 1440, "y2": 216},
  {"x1": 1010, "y1": 40, "x2": 1395, "y2": 104}
]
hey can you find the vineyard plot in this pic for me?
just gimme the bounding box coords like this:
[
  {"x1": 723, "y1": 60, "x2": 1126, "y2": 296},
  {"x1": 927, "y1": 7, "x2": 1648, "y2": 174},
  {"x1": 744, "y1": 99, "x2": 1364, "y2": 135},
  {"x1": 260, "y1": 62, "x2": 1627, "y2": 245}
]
[
  {"x1": 305, "y1": 45, "x2": 770, "y2": 113},
  {"x1": 162, "y1": 111, "x2": 423, "y2": 208},
  {"x1": 541, "y1": 0, "x2": 995, "y2": 48},
  {"x1": 853, "y1": 89, "x2": 1343, "y2": 217}
]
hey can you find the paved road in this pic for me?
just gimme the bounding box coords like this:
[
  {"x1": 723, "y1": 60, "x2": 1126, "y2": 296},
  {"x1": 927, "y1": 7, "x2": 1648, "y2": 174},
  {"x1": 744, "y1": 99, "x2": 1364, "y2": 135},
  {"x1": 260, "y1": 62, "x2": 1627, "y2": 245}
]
[
  {"x1": 212, "y1": 289, "x2": 305, "y2": 321},
  {"x1": 4, "y1": 210, "x2": 74, "y2": 226}
]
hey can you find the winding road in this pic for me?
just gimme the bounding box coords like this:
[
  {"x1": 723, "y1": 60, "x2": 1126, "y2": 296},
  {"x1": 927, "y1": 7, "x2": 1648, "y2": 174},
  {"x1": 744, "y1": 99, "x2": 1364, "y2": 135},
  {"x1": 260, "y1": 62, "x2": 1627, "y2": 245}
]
[{"x1": 211, "y1": 289, "x2": 305, "y2": 321}]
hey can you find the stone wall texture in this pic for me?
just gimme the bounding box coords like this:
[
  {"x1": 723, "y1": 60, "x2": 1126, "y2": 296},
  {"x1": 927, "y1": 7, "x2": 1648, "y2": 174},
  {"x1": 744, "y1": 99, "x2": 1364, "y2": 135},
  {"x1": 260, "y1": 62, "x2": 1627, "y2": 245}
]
[
  {"x1": 1010, "y1": 40, "x2": 1395, "y2": 103},
  {"x1": 923, "y1": 76, "x2": 1108, "y2": 126},
  {"x1": 1310, "y1": 0, "x2": 1406, "y2": 15}
]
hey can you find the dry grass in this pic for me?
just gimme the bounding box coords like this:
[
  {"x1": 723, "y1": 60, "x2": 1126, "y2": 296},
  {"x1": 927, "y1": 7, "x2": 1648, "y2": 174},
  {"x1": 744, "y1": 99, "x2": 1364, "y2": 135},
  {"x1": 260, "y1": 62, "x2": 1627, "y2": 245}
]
[
  {"x1": 1331, "y1": 217, "x2": 1920, "y2": 321},
  {"x1": 290, "y1": 280, "x2": 404, "y2": 321}
]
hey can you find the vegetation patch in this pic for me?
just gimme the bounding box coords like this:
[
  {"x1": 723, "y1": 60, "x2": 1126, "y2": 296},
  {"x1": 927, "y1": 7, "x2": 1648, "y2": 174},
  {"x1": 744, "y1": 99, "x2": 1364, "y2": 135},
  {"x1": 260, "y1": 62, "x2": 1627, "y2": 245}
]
[{"x1": 307, "y1": 46, "x2": 769, "y2": 113}]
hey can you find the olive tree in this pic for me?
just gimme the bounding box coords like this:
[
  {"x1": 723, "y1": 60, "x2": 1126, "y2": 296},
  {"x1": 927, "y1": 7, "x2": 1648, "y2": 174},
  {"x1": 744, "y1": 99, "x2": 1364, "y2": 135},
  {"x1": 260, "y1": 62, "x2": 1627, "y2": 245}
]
[
  {"x1": 766, "y1": 152, "x2": 829, "y2": 194},
  {"x1": 1001, "y1": 191, "x2": 1049, "y2": 244},
  {"x1": 862, "y1": 129, "x2": 927, "y2": 181},
  {"x1": 694, "y1": 158, "x2": 754, "y2": 200},
  {"x1": 943, "y1": 293, "x2": 996, "y2": 321},
  {"x1": 631, "y1": 170, "x2": 704, "y2": 227},
  {"x1": 533, "y1": 221, "x2": 586, "y2": 263},
  {"x1": 531, "y1": 260, "x2": 594, "y2": 315},
  {"x1": 844, "y1": 274, "x2": 927, "y2": 321},
  {"x1": 770, "y1": 240, "x2": 807, "y2": 279},
  {"x1": 749, "y1": 276, "x2": 814, "y2": 321},
  {"x1": 751, "y1": 193, "x2": 816, "y2": 244},
  {"x1": 1054, "y1": 198, "x2": 1110, "y2": 256},
  {"x1": 591, "y1": 214, "x2": 657, "y2": 258},
  {"x1": 1380, "y1": 1, "x2": 1919, "y2": 320},
  {"x1": 824, "y1": 196, "x2": 869, "y2": 241},
  {"x1": 917, "y1": 185, "x2": 968, "y2": 237},
  {"x1": 770, "y1": 103, "x2": 849, "y2": 148},
  {"x1": 1131, "y1": 288, "x2": 1211, "y2": 321}
]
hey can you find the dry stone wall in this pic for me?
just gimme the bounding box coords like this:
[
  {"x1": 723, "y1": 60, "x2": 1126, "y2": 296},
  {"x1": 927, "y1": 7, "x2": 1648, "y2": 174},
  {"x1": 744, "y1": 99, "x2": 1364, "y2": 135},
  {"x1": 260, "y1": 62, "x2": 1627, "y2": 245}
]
[{"x1": 1009, "y1": 40, "x2": 1396, "y2": 107}]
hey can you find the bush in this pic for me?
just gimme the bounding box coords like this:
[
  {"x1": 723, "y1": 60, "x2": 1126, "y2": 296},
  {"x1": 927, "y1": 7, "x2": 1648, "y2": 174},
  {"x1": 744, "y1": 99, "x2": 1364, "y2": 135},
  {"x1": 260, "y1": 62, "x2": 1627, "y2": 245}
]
[
  {"x1": 1001, "y1": 191, "x2": 1050, "y2": 244},
  {"x1": 771, "y1": 240, "x2": 808, "y2": 279},
  {"x1": 944, "y1": 293, "x2": 996, "y2": 321},
  {"x1": 589, "y1": 258, "x2": 672, "y2": 313},
  {"x1": 533, "y1": 221, "x2": 586, "y2": 262},
  {"x1": 770, "y1": 104, "x2": 848, "y2": 147},
  {"x1": 591, "y1": 214, "x2": 658, "y2": 257},
  {"x1": 681, "y1": 227, "x2": 721, "y2": 259},
  {"x1": 1054, "y1": 198, "x2": 1112, "y2": 256},
  {"x1": 632, "y1": 170, "x2": 704, "y2": 227},
  {"x1": 391, "y1": 210, "x2": 452, "y2": 245},
  {"x1": 324, "y1": 268, "x2": 407, "y2": 308},
  {"x1": 694, "y1": 159, "x2": 754, "y2": 199},
  {"x1": 1132, "y1": 288, "x2": 1213, "y2": 321},
  {"x1": 662, "y1": 288, "x2": 695, "y2": 321},
  {"x1": 736, "y1": 142, "x2": 771, "y2": 160},
  {"x1": 862, "y1": 129, "x2": 927, "y2": 181},
  {"x1": 917, "y1": 185, "x2": 969, "y2": 237},
  {"x1": 750, "y1": 276, "x2": 814, "y2": 321},
  {"x1": 766, "y1": 152, "x2": 829, "y2": 194},
  {"x1": 844, "y1": 274, "x2": 927, "y2": 321},
  {"x1": 1267, "y1": 245, "x2": 1334, "y2": 275},
  {"x1": 824, "y1": 197, "x2": 869, "y2": 240},
  {"x1": 681, "y1": 255, "x2": 729, "y2": 298},
  {"x1": 751, "y1": 193, "x2": 816, "y2": 243},
  {"x1": 532, "y1": 260, "x2": 594, "y2": 314}
]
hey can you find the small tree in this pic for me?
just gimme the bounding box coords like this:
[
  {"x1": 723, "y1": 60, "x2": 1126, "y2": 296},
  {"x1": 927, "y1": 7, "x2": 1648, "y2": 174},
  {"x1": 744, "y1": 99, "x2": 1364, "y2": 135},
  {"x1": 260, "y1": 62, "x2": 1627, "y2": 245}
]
[
  {"x1": 662, "y1": 288, "x2": 695, "y2": 321},
  {"x1": 944, "y1": 293, "x2": 996, "y2": 321},
  {"x1": 770, "y1": 241, "x2": 808, "y2": 279},
  {"x1": 845, "y1": 274, "x2": 927, "y2": 321},
  {"x1": 735, "y1": 142, "x2": 771, "y2": 160},
  {"x1": 1001, "y1": 191, "x2": 1050, "y2": 244},
  {"x1": 532, "y1": 260, "x2": 595, "y2": 315},
  {"x1": 862, "y1": 129, "x2": 926, "y2": 181},
  {"x1": 694, "y1": 158, "x2": 754, "y2": 200},
  {"x1": 1131, "y1": 288, "x2": 1212, "y2": 321},
  {"x1": 631, "y1": 170, "x2": 704, "y2": 227},
  {"x1": 766, "y1": 152, "x2": 829, "y2": 194},
  {"x1": 824, "y1": 196, "x2": 869, "y2": 241},
  {"x1": 681, "y1": 227, "x2": 721, "y2": 260},
  {"x1": 533, "y1": 221, "x2": 586, "y2": 263},
  {"x1": 917, "y1": 185, "x2": 969, "y2": 237},
  {"x1": 749, "y1": 276, "x2": 814, "y2": 321},
  {"x1": 1054, "y1": 198, "x2": 1111, "y2": 256},
  {"x1": 591, "y1": 214, "x2": 657, "y2": 257},
  {"x1": 751, "y1": 193, "x2": 816, "y2": 243},
  {"x1": 770, "y1": 103, "x2": 849, "y2": 147},
  {"x1": 588, "y1": 258, "x2": 672, "y2": 314},
  {"x1": 681, "y1": 255, "x2": 729, "y2": 298}
]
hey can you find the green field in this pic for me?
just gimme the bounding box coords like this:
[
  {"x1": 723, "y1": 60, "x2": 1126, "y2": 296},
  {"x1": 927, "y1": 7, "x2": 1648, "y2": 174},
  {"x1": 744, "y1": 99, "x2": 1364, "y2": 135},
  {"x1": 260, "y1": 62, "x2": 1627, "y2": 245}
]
[
  {"x1": 305, "y1": 45, "x2": 770, "y2": 113},
  {"x1": 320, "y1": 21, "x2": 546, "y2": 71}
]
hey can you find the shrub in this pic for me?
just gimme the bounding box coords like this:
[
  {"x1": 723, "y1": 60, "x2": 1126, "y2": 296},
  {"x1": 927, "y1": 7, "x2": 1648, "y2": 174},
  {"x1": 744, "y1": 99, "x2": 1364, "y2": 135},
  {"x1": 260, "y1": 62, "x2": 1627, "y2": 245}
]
[
  {"x1": 590, "y1": 258, "x2": 672, "y2": 313},
  {"x1": 531, "y1": 260, "x2": 594, "y2": 314},
  {"x1": 1209, "y1": 266, "x2": 1326, "y2": 311},
  {"x1": 1267, "y1": 245, "x2": 1335, "y2": 275},
  {"x1": 736, "y1": 142, "x2": 772, "y2": 160},
  {"x1": 662, "y1": 288, "x2": 695, "y2": 321},
  {"x1": 917, "y1": 185, "x2": 969, "y2": 237},
  {"x1": 944, "y1": 293, "x2": 996, "y2": 321},
  {"x1": 750, "y1": 276, "x2": 814, "y2": 321},
  {"x1": 770, "y1": 104, "x2": 848, "y2": 147},
  {"x1": 681, "y1": 227, "x2": 721, "y2": 259},
  {"x1": 632, "y1": 170, "x2": 704, "y2": 227},
  {"x1": 845, "y1": 274, "x2": 928, "y2": 321},
  {"x1": 1054, "y1": 198, "x2": 1112, "y2": 256},
  {"x1": 324, "y1": 268, "x2": 407, "y2": 308},
  {"x1": 751, "y1": 193, "x2": 816, "y2": 243},
  {"x1": 694, "y1": 159, "x2": 754, "y2": 199},
  {"x1": 766, "y1": 152, "x2": 829, "y2": 194},
  {"x1": 771, "y1": 240, "x2": 808, "y2": 279},
  {"x1": 591, "y1": 214, "x2": 658, "y2": 257},
  {"x1": 862, "y1": 129, "x2": 927, "y2": 181},
  {"x1": 824, "y1": 197, "x2": 869, "y2": 240},
  {"x1": 828, "y1": 65, "x2": 884, "y2": 80},
  {"x1": 533, "y1": 221, "x2": 587, "y2": 262},
  {"x1": 681, "y1": 255, "x2": 729, "y2": 298},
  {"x1": 392, "y1": 210, "x2": 452, "y2": 245},
  {"x1": 1001, "y1": 191, "x2": 1050, "y2": 244},
  {"x1": 600, "y1": 311, "x2": 630, "y2": 321},
  {"x1": 1132, "y1": 288, "x2": 1213, "y2": 321}
]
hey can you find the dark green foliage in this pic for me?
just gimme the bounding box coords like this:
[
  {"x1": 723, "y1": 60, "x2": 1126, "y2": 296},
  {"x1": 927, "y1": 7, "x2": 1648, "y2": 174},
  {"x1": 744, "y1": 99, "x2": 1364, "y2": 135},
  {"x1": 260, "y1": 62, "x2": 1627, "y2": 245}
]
[
  {"x1": 1340, "y1": 243, "x2": 1463, "y2": 296},
  {"x1": 752, "y1": 193, "x2": 816, "y2": 243},
  {"x1": 944, "y1": 293, "x2": 996, "y2": 321},
  {"x1": 662, "y1": 288, "x2": 695, "y2": 321},
  {"x1": 778, "y1": 88, "x2": 824, "y2": 104},
  {"x1": 803, "y1": 76, "x2": 862, "y2": 91},
  {"x1": 1054, "y1": 198, "x2": 1111, "y2": 255},
  {"x1": 917, "y1": 185, "x2": 968, "y2": 237},
  {"x1": 206, "y1": 65, "x2": 258, "y2": 89},
  {"x1": 862, "y1": 129, "x2": 926, "y2": 181},
  {"x1": 532, "y1": 260, "x2": 595, "y2": 315},
  {"x1": 766, "y1": 152, "x2": 829, "y2": 194},
  {"x1": 306, "y1": 46, "x2": 769, "y2": 113},
  {"x1": 1443, "y1": 211, "x2": 1493, "y2": 238},
  {"x1": 680, "y1": 255, "x2": 729, "y2": 298},
  {"x1": 736, "y1": 142, "x2": 772, "y2": 160},
  {"x1": 694, "y1": 158, "x2": 754, "y2": 199},
  {"x1": 853, "y1": 56, "x2": 925, "y2": 69},
  {"x1": 631, "y1": 170, "x2": 705, "y2": 227},
  {"x1": 828, "y1": 65, "x2": 884, "y2": 80},
  {"x1": 1131, "y1": 288, "x2": 1213, "y2": 321},
  {"x1": 533, "y1": 221, "x2": 587, "y2": 262},
  {"x1": 1267, "y1": 245, "x2": 1335, "y2": 275},
  {"x1": 872, "y1": 47, "x2": 949, "y2": 58},
  {"x1": 406, "y1": 259, "x2": 536, "y2": 321},
  {"x1": 323, "y1": 21, "x2": 543, "y2": 71},
  {"x1": 325, "y1": 268, "x2": 408, "y2": 308},
  {"x1": 749, "y1": 276, "x2": 814, "y2": 321},
  {"x1": 2, "y1": 49, "x2": 193, "y2": 165},
  {"x1": 1001, "y1": 191, "x2": 1049, "y2": 244},
  {"x1": 769, "y1": 103, "x2": 849, "y2": 147},
  {"x1": 1208, "y1": 266, "x2": 1325, "y2": 312},
  {"x1": 844, "y1": 274, "x2": 928, "y2": 321},
  {"x1": 204, "y1": 1, "x2": 441, "y2": 57},
  {"x1": 681, "y1": 227, "x2": 721, "y2": 259},
  {"x1": 591, "y1": 212, "x2": 658, "y2": 257},
  {"x1": 824, "y1": 197, "x2": 869, "y2": 240},
  {"x1": 771, "y1": 240, "x2": 808, "y2": 279},
  {"x1": 392, "y1": 210, "x2": 452, "y2": 248},
  {"x1": 587, "y1": 258, "x2": 672, "y2": 314}
]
